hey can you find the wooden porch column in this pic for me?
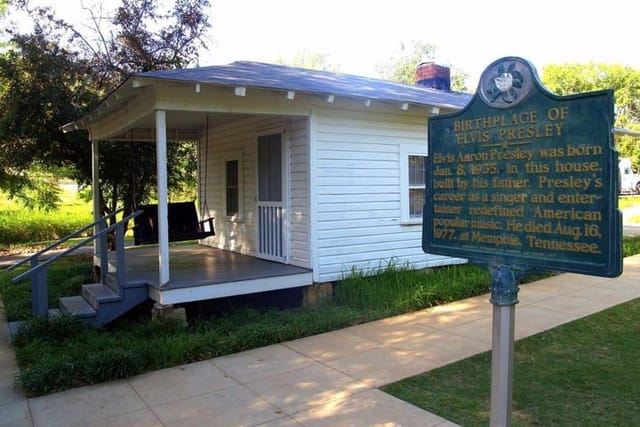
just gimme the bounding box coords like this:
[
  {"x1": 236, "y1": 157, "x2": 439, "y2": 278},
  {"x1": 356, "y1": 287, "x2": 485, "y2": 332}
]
[{"x1": 156, "y1": 110, "x2": 170, "y2": 286}]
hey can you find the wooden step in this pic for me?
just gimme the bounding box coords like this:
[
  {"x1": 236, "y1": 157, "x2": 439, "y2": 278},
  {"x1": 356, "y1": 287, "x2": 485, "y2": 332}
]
[
  {"x1": 59, "y1": 296, "x2": 97, "y2": 318},
  {"x1": 82, "y1": 283, "x2": 121, "y2": 309},
  {"x1": 104, "y1": 272, "x2": 148, "y2": 290}
]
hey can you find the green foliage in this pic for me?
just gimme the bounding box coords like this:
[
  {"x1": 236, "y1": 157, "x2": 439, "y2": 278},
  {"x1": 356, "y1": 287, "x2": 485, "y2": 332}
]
[
  {"x1": 377, "y1": 41, "x2": 438, "y2": 84},
  {"x1": 0, "y1": 30, "x2": 95, "y2": 209},
  {"x1": 0, "y1": 189, "x2": 92, "y2": 248},
  {"x1": 168, "y1": 139, "x2": 198, "y2": 201},
  {"x1": 450, "y1": 67, "x2": 471, "y2": 92},
  {"x1": 618, "y1": 195, "x2": 640, "y2": 210},
  {"x1": 11, "y1": 314, "x2": 88, "y2": 348},
  {"x1": 3, "y1": 256, "x2": 490, "y2": 397},
  {"x1": 616, "y1": 133, "x2": 640, "y2": 171},
  {"x1": 0, "y1": 0, "x2": 210, "y2": 212},
  {"x1": 6, "y1": 237, "x2": 639, "y2": 397},
  {"x1": 335, "y1": 260, "x2": 489, "y2": 315},
  {"x1": 383, "y1": 299, "x2": 640, "y2": 426},
  {"x1": 0, "y1": 254, "x2": 93, "y2": 320},
  {"x1": 542, "y1": 63, "x2": 640, "y2": 128},
  {"x1": 623, "y1": 235, "x2": 640, "y2": 257},
  {"x1": 542, "y1": 62, "x2": 640, "y2": 166},
  {"x1": 275, "y1": 49, "x2": 340, "y2": 72},
  {"x1": 375, "y1": 40, "x2": 470, "y2": 92},
  {"x1": 11, "y1": 308, "x2": 361, "y2": 397}
]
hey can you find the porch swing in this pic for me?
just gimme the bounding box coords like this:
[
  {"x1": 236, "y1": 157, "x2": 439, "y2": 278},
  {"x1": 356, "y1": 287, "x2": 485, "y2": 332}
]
[{"x1": 132, "y1": 118, "x2": 215, "y2": 246}]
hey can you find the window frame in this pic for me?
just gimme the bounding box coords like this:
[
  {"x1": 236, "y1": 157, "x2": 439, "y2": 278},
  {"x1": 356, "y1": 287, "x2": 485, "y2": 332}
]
[
  {"x1": 224, "y1": 151, "x2": 244, "y2": 221},
  {"x1": 400, "y1": 146, "x2": 427, "y2": 225}
]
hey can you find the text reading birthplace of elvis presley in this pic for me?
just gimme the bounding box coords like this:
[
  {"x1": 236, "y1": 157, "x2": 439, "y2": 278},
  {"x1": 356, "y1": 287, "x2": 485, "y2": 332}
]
[{"x1": 424, "y1": 57, "x2": 621, "y2": 277}]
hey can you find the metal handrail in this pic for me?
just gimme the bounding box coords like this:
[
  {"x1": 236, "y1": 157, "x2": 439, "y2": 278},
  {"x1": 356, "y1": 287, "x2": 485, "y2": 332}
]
[
  {"x1": 12, "y1": 210, "x2": 142, "y2": 283},
  {"x1": 7, "y1": 207, "x2": 125, "y2": 271}
]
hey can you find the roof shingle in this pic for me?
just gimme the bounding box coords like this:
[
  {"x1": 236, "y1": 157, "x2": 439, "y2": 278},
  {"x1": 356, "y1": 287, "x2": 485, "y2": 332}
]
[{"x1": 137, "y1": 61, "x2": 472, "y2": 110}]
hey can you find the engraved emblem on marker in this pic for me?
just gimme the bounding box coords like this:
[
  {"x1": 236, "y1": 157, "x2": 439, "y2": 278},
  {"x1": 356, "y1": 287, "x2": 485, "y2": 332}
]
[{"x1": 479, "y1": 58, "x2": 533, "y2": 108}]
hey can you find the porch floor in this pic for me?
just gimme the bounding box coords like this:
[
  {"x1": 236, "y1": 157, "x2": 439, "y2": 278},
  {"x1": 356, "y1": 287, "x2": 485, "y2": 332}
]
[{"x1": 116, "y1": 244, "x2": 313, "y2": 305}]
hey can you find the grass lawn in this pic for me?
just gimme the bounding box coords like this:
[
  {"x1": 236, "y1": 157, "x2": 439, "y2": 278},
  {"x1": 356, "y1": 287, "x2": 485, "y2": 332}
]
[
  {"x1": 618, "y1": 194, "x2": 640, "y2": 210},
  {"x1": 2, "y1": 193, "x2": 640, "y2": 399},
  {"x1": 0, "y1": 188, "x2": 92, "y2": 252},
  {"x1": 383, "y1": 298, "x2": 640, "y2": 426}
]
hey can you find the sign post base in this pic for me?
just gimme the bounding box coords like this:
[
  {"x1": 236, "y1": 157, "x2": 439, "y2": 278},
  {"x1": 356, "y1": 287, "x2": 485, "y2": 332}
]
[{"x1": 489, "y1": 265, "x2": 519, "y2": 427}]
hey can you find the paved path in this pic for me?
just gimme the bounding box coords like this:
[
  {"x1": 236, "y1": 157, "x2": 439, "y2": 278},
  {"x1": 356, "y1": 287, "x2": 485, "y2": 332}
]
[
  {"x1": 0, "y1": 206, "x2": 637, "y2": 426},
  {"x1": 2, "y1": 255, "x2": 640, "y2": 426}
]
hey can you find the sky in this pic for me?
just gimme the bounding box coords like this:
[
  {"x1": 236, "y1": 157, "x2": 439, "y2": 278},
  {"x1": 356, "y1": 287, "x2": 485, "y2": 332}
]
[
  {"x1": 6, "y1": 0, "x2": 640, "y2": 89},
  {"x1": 207, "y1": 0, "x2": 640, "y2": 87}
]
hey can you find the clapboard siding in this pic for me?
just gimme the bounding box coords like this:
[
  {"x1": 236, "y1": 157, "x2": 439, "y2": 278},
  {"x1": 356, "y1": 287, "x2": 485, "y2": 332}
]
[
  {"x1": 199, "y1": 115, "x2": 310, "y2": 268},
  {"x1": 288, "y1": 117, "x2": 311, "y2": 268},
  {"x1": 317, "y1": 193, "x2": 399, "y2": 204},
  {"x1": 313, "y1": 108, "x2": 456, "y2": 282},
  {"x1": 194, "y1": 106, "x2": 462, "y2": 282}
]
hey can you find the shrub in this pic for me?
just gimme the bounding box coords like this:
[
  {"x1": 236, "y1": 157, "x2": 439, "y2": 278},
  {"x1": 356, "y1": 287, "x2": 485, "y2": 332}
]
[
  {"x1": 12, "y1": 314, "x2": 88, "y2": 348},
  {"x1": 0, "y1": 255, "x2": 93, "y2": 321},
  {"x1": 334, "y1": 260, "x2": 489, "y2": 315}
]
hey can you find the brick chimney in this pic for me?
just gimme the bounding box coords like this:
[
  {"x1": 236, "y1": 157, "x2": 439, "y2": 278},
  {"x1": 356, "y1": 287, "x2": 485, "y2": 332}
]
[{"x1": 415, "y1": 62, "x2": 450, "y2": 91}]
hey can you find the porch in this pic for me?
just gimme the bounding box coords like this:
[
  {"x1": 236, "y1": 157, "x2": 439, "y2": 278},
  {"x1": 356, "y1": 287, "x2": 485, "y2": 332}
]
[{"x1": 116, "y1": 244, "x2": 313, "y2": 305}]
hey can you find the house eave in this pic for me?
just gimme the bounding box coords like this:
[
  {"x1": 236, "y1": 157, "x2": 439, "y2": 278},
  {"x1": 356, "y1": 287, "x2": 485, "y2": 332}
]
[
  {"x1": 61, "y1": 67, "x2": 469, "y2": 139},
  {"x1": 614, "y1": 127, "x2": 640, "y2": 137}
]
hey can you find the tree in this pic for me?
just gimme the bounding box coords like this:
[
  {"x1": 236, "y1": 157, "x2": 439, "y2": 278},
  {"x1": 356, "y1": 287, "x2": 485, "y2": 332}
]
[
  {"x1": 0, "y1": 30, "x2": 96, "y2": 208},
  {"x1": 376, "y1": 41, "x2": 437, "y2": 84},
  {"x1": 376, "y1": 40, "x2": 470, "y2": 92},
  {"x1": 0, "y1": 0, "x2": 210, "y2": 216},
  {"x1": 275, "y1": 49, "x2": 340, "y2": 72},
  {"x1": 450, "y1": 68, "x2": 470, "y2": 93},
  {"x1": 542, "y1": 63, "x2": 640, "y2": 166}
]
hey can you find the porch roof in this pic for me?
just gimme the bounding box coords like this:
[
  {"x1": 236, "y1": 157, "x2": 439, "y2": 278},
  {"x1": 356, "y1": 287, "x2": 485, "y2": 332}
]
[
  {"x1": 61, "y1": 61, "x2": 473, "y2": 135},
  {"x1": 132, "y1": 61, "x2": 472, "y2": 110}
]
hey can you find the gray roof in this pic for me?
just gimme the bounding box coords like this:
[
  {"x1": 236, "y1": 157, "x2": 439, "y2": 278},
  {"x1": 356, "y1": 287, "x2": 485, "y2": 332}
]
[{"x1": 136, "y1": 61, "x2": 472, "y2": 110}]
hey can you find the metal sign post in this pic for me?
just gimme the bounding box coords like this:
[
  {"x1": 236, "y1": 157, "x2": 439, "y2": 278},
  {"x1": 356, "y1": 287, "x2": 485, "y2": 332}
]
[
  {"x1": 489, "y1": 266, "x2": 519, "y2": 426},
  {"x1": 422, "y1": 57, "x2": 621, "y2": 426}
]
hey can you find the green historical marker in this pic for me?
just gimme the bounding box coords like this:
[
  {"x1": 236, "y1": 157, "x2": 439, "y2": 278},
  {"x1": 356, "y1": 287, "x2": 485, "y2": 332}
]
[
  {"x1": 423, "y1": 57, "x2": 622, "y2": 427},
  {"x1": 423, "y1": 57, "x2": 622, "y2": 278}
]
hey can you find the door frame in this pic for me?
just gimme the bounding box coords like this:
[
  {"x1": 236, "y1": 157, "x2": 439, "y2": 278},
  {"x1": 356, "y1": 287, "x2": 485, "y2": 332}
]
[{"x1": 255, "y1": 128, "x2": 290, "y2": 262}]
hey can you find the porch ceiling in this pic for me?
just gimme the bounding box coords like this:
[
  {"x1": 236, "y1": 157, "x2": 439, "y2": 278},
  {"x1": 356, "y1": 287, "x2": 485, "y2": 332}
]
[{"x1": 92, "y1": 111, "x2": 248, "y2": 142}]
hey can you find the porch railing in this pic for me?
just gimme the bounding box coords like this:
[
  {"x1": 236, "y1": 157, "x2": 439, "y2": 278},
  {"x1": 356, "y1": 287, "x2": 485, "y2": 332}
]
[{"x1": 8, "y1": 208, "x2": 142, "y2": 317}]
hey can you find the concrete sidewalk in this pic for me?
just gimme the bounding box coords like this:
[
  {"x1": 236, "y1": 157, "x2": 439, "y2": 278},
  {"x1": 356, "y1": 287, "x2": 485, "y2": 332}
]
[{"x1": 2, "y1": 256, "x2": 640, "y2": 427}]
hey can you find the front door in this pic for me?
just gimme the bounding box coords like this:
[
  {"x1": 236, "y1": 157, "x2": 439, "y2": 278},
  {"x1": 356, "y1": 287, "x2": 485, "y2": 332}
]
[{"x1": 256, "y1": 133, "x2": 286, "y2": 262}]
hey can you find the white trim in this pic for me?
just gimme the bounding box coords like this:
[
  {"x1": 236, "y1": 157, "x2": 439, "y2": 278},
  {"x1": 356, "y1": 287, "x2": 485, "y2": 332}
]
[
  {"x1": 149, "y1": 272, "x2": 313, "y2": 305},
  {"x1": 308, "y1": 112, "x2": 320, "y2": 282},
  {"x1": 91, "y1": 140, "x2": 100, "y2": 259},
  {"x1": 255, "y1": 128, "x2": 290, "y2": 263},
  {"x1": 400, "y1": 145, "x2": 427, "y2": 224},
  {"x1": 155, "y1": 110, "x2": 170, "y2": 286},
  {"x1": 283, "y1": 131, "x2": 291, "y2": 262}
]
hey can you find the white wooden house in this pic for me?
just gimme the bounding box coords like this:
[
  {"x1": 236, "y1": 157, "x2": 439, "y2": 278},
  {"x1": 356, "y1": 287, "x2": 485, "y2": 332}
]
[{"x1": 61, "y1": 61, "x2": 471, "y2": 315}]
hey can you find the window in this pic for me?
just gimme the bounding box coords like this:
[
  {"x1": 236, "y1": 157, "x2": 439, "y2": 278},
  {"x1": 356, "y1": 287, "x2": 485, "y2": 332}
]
[
  {"x1": 225, "y1": 160, "x2": 239, "y2": 217},
  {"x1": 400, "y1": 146, "x2": 427, "y2": 224},
  {"x1": 257, "y1": 133, "x2": 282, "y2": 202},
  {"x1": 408, "y1": 155, "x2": 426, "y2": 218},
  {"x1": 224, "y1": 152, "x2": 243, "y2": 219}
]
